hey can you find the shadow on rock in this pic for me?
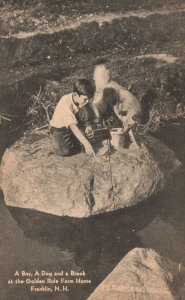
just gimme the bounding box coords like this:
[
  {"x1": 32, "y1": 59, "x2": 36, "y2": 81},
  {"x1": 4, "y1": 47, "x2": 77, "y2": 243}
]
[{"x1": 8, "y1": 194, "x2": 161, "y2": 253}]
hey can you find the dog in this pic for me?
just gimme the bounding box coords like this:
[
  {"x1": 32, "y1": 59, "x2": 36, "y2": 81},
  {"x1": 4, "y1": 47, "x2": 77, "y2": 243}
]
[{"x1": 92, "y1": 64, "x2": 142, "y2": 131}]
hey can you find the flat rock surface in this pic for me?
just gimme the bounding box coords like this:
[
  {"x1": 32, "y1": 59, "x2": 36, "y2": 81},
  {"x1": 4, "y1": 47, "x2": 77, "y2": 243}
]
[
  {"x1": 0, "y1": 130, "x2": 181, "y2": 217},
  {"x1": 88, "y1": 248, "x2": 185, "y2": 300}
]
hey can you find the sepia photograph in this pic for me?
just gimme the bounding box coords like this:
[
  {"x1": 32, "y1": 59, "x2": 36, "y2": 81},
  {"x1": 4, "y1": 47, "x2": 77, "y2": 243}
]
[{"x1": 0, "y1": 0, "x2": 185, "y2": 299}]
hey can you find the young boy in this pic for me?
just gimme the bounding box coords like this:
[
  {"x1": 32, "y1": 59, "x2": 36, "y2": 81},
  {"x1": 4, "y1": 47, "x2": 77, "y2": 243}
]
[{"x1": 50, "y1": 79, "x2": 96, "y2": 157}]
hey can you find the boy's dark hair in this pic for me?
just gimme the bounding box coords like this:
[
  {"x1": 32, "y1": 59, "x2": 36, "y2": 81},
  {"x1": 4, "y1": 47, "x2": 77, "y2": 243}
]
[{"x1": 73, "y1": 79, "x2": 94, "y2": 99}]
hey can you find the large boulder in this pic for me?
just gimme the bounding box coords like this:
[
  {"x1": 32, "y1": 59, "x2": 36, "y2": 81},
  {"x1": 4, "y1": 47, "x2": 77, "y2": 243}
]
[
  {"x1": 88, "y1": 248, "x2": 185, "y2": 300},
  {"x1": 0, "y1": 130, "x2": 181, "y2": 217}
]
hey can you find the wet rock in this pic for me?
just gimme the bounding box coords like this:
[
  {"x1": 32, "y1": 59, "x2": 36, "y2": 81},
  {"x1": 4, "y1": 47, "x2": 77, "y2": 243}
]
[
  {"x1": 88, "y1": 248, "x2": 185, "y2": 300},
  {"x1": 0, "y1": 130, "x2": 181, "y2": 217}
]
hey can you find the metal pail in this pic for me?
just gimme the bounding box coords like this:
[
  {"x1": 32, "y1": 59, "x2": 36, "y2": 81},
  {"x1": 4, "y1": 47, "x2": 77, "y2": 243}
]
[{"x1": 110, "y1": 128, "x2": 125, "y2": 149}]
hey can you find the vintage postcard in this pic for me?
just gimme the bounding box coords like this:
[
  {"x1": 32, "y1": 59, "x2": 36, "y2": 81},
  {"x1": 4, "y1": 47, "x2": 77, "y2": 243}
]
[{"x1": 0, "y1": 1, "x2": 185, "y2": 299}]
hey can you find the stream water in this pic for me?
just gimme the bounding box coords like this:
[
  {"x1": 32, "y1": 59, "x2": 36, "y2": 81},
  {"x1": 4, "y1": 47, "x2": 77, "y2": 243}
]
[{"x1": 0, "y1": 126, "x2": 185, "y2": 300}]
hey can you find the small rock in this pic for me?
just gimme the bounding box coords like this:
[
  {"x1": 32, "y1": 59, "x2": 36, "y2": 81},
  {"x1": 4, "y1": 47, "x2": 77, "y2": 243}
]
[{"x1": 88, "y1": 248, "x2": 185, "y2": 300}]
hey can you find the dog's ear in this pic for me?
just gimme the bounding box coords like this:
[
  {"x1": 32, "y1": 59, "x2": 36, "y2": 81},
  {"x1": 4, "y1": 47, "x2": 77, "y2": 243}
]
[{"x1": 103, "y1": 88, "x2": 117, "y2": 106}]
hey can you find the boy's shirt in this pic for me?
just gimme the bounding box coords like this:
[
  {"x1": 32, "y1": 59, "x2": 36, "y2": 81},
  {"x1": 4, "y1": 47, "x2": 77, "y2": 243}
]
[{"x1": 50, "y1": 93, "x2": 79, "y2": 128}]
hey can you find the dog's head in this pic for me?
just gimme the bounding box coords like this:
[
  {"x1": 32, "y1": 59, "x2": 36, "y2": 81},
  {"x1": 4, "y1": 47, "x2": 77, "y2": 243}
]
[{"x1": 93, "y1": 87, "x2": 117, "y2": 119}]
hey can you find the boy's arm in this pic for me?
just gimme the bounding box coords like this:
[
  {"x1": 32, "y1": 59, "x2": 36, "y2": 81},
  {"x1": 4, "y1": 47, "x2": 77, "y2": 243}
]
[{"x1": 70, "y1": 124, "x2": 95, "y2": 157}]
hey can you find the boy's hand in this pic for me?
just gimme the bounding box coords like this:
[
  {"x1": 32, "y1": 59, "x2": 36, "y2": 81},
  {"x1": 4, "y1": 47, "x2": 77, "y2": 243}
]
[
  {"x1": 70, "y1": 124, "x2": 95, "y2": 157},
  {"x1": 84, "y1": 142, "x2": 96, "y2": 157}
]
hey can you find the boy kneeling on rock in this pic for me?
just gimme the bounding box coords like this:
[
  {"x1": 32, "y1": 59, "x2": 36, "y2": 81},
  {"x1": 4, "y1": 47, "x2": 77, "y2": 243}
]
[{"x1": 50, "y1": 79, "x2": 96, "y2": 157}]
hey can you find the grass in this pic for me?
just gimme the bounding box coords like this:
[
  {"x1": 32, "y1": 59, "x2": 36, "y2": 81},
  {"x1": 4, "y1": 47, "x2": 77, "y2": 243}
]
[{"x1": 0, "y1": 1, "x2": 185, "y2": 137}]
